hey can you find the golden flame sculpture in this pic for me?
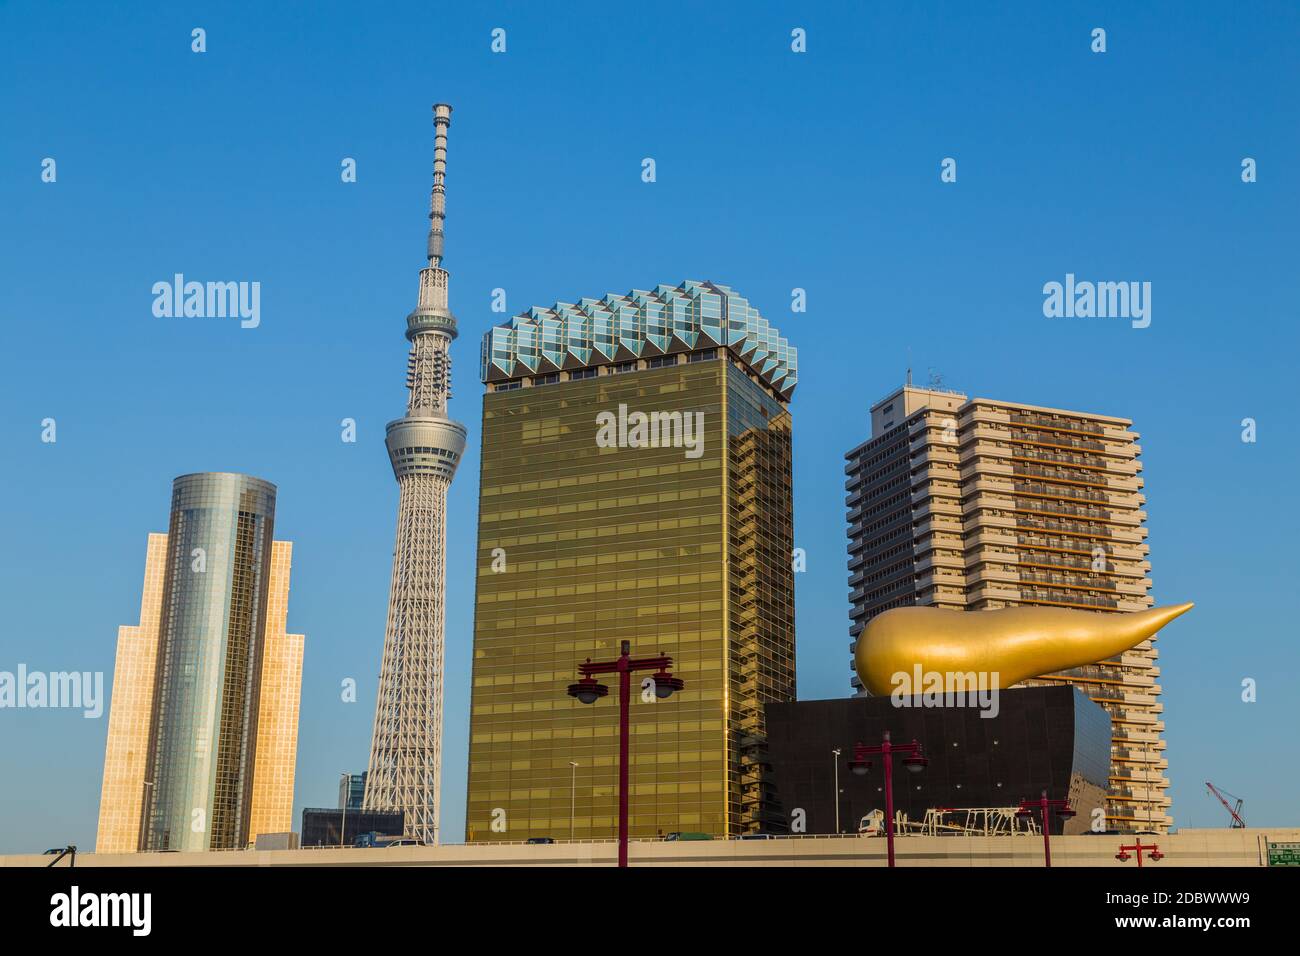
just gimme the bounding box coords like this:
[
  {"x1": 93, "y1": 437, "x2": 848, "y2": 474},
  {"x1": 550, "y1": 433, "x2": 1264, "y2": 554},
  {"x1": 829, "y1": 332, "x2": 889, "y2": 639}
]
[{"x1": 854, "y1": 603, "x2": 1194, "y2": 697}]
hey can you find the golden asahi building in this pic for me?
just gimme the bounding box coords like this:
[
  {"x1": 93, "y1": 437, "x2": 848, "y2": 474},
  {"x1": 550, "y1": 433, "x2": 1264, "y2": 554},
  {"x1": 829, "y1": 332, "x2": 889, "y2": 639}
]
[
  {"x1": 845, "y1": 385, "x2": 1167, "y2": 832},
  {"x1": 96, "y1": 473, "x2": 305, "y2": 853},
  {"x1": 466, "y1": 280, "x2": 796, "y2": 840}
]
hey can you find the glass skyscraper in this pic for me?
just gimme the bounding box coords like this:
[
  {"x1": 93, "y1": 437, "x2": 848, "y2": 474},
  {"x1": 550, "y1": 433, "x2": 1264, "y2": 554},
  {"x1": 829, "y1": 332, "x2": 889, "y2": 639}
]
[
  {"x1": 465, "y1": 280, "x2": 796, "y2": 840},
  {"x1": 97, "y1": 472, "x2": 305, "y2": 853},
  {"x1": 339, "y1": 772, "x2": 367, "y2": 811}
]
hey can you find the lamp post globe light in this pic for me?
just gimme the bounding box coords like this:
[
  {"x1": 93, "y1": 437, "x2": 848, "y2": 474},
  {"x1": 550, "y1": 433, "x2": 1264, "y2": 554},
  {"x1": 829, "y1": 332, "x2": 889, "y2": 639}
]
[
  {"x1": 1015, "y1": 789, "x2": 1076, "y2": 867},
  {"x1": 339, "y1": 772, "x2": 350, "y2": 848},
  {"x1": 649, "y1": 669, "x2": 685, "y2": 699},
  {"x1": 832, "y1": 749, "x2": 842, "y2": 834},
  {"x1": 846, "y1": 730, "x2": 926, "y2": 867},
  {"x1": 566, "y1": 640, "x2": 684, "y2": 867},
  {"x1": 568, "y1": 762, "x2": 579, "y2": 843},
  {"x1": 1116, "y1": 840, "x2": 1163, "y2": 867},
  {"x1": 566, "y1": 675, "x2": 608, "y2": 705}
]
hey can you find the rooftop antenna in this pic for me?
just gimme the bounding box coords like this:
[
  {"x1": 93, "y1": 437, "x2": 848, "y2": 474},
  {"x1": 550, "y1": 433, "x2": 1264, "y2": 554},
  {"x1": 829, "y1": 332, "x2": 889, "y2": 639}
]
[{"x1": 426, "y1": 103, "x2": 451, "y2": 269}]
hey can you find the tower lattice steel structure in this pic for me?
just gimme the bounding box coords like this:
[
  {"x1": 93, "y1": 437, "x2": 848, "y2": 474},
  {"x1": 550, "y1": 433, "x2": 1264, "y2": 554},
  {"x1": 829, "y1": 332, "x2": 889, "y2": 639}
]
[{"x1": 362, "y1": 104, "x2": 467, "y2": 844}]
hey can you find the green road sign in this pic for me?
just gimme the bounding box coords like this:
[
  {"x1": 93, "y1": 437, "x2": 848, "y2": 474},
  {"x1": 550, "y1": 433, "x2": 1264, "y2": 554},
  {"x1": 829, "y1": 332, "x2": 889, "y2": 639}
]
[{"x1": 1267, "y1": 841, "x2": 1300, "y2": 867}]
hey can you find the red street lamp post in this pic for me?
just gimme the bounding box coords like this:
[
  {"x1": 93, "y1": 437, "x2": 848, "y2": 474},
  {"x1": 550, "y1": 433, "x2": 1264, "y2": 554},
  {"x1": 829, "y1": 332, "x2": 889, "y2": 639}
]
[
  {"x1": 567, "y1": 640, "x2": 684, "y2": 868},
  {"x1": 1016, "y1": 789, "x2": 1076, "y2": 867},
  {"x1": 1116, "y1": 840, "x2": 1163, "y2": 867},
  {"x1": 847, "y1": 730, "x2": 928, "y2": 867}
]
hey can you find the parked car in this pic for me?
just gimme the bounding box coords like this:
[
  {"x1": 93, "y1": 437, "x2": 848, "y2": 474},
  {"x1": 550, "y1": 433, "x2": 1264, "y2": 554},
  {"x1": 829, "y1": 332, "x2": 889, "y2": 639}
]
[
  {"x1": 664, "y1": 831, "x2": 713, "y2": 841},
  {"x1": 525, "y1": 837, "x2": 555, "y2": 845}
]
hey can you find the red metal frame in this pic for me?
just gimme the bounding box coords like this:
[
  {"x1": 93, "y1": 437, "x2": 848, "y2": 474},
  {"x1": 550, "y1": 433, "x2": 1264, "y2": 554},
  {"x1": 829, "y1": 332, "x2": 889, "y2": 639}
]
[{"x1": 567, "y1": 640, "x2": 681, "y2": 867}]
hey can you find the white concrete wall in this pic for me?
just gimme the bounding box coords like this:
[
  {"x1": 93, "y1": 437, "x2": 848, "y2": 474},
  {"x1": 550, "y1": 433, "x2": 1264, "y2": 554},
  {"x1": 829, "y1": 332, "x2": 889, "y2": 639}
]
[{"x1": 6, "y1": 828, "x2": 1295, "y2": 867}]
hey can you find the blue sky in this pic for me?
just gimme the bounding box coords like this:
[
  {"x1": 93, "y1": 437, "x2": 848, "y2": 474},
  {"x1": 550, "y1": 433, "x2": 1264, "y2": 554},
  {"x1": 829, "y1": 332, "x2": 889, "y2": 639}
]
[{"x1": 1, "y1": 0, "x2": 1297, "y2": 852}]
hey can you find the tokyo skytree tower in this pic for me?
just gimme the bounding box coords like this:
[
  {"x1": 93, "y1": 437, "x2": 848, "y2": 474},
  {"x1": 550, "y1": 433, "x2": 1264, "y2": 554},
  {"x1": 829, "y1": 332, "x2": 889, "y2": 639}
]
[{"x1": 362, "y1": 104, "x2": 467, "y2": 844}]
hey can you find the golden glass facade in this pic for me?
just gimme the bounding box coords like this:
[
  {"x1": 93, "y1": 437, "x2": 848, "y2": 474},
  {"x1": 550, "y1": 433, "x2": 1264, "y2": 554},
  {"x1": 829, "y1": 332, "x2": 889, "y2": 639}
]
[{"x1": 465, "y1": 354, "x2": 794, "y2": 841}]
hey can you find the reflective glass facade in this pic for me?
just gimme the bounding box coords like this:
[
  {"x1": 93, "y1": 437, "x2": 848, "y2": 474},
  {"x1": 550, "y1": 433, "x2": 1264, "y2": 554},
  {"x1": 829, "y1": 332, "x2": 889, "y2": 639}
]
[
  {"x1": 764, "y1": 687, "x2": 1111, "y2": 836},
  {"x1": 465, "y1": 350, "x2": 795, "y2": 841},
  {"x1": 142, "y1": 473, "x2": 278, "y2": 852},
  {"x1": 301, "y1": 808, "x2": 404, "y2": 848},
  {"x1": 339, "y1": 772, "x2": 368, "y2": 810},
  {"x1": 481, "y1": 280, "x2": 796, "y2": 401}
]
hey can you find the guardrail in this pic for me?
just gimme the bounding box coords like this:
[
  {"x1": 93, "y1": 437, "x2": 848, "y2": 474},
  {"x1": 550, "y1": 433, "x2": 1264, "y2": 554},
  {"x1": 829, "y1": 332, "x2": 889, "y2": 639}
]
[{"x1": 288, "y1": 833, "x2": 885, "y2": 850}]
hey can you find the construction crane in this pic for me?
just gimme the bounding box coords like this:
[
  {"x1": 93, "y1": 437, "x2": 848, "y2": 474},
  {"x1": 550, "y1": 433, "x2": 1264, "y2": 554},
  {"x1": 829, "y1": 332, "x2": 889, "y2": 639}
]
[{"x1": 1205, "y1": 781, "x2": 1246, "y2": 828}]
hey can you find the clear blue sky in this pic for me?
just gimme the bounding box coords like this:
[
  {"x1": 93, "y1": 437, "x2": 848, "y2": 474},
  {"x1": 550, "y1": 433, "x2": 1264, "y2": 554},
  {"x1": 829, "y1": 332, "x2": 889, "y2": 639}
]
[{"x1": 1, "y1": 0, "x2": 1297, "y2": 852}]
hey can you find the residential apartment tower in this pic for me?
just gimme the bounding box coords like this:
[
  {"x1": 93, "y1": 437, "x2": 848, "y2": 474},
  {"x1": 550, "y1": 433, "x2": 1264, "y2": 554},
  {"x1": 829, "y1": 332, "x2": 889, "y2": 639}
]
[{"x1": 845, "y1": 385, "x2": 1166, "y2": 832}]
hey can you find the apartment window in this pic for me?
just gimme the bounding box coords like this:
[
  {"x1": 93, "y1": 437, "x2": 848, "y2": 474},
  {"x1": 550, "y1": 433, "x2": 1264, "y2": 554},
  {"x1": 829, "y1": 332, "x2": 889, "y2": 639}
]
[
  {"x1": 568, "y1": 368, "x2": 597, "y2": 381},
  {"x1": 612, "y1": 361, "x2": 638, "y2": 374},
  {"x1": 687, "y1": 349, "x2": 717, "y2": 363},
  {"x1": 536, "y1": 372, "x2": 560, "y2": 385},
  {"x1": 647, "y1": 355, "x2": 677, "y2": 369}
]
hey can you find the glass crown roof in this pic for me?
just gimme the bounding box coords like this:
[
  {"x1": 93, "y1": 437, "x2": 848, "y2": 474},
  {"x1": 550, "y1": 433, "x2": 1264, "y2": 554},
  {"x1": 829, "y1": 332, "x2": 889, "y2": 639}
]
[{"x1": 480, "y1": 279, "x2": 797, "y2": 399}]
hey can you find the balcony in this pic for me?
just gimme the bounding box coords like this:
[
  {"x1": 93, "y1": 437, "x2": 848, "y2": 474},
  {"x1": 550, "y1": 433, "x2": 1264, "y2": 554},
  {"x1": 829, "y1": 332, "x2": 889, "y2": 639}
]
[
  {"x1": 1007, "y1": 427, "x2": 1107, "y2": 453},
  {"x1": 1018, "y1": 588, "x2": 1119, "y2": 610},
  {"x1": 1006, "y1": 412, "x2": 1108, "y2": 437},
  {"x1": 1012, "y1": 515, "x2": 1149, "y2": 545}
]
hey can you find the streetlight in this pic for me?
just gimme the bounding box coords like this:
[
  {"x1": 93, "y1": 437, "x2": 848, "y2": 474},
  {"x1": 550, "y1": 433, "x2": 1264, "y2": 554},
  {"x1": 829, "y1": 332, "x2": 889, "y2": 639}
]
[
  {"x1": 568, "y1": 761, "x2": 579, "y2": 842},
  {"x1": 1015, "y1": 789, "x2": 1076, "y2": 867},
  {"x1": 566, "y1": 640, "x2": 684, "y2": 867},
  {"x1": 832, "y1": 749, "x2": 842, "y2": 834},
  {"x1": 847, "y1": 730, "x2": 927, "y2": 867},
  {"x1": 340, "y1": 772, "x2": 351, "y2": 848},
  {"x1": 1116, "y1": 839, "x2": 1163, "y2": 867},
  {"x1": 138, "y1": 780, "x2": 154, "y2": 852}
]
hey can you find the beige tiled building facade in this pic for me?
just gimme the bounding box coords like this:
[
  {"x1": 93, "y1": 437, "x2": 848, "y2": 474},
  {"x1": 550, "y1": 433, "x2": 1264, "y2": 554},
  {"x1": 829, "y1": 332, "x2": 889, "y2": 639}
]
[
  {"x1": 96, "y1": 474, "x2": 305, "y2": 853},
  {"x1": 846, "y1": 386, "x2": 1168, "y2": 832},
  {"x1": 247, "y1": 541, "x2": 305, "y2": 843},
  {"x1": 95, "y1": 533, "x2": 169, "y2": 854}
]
